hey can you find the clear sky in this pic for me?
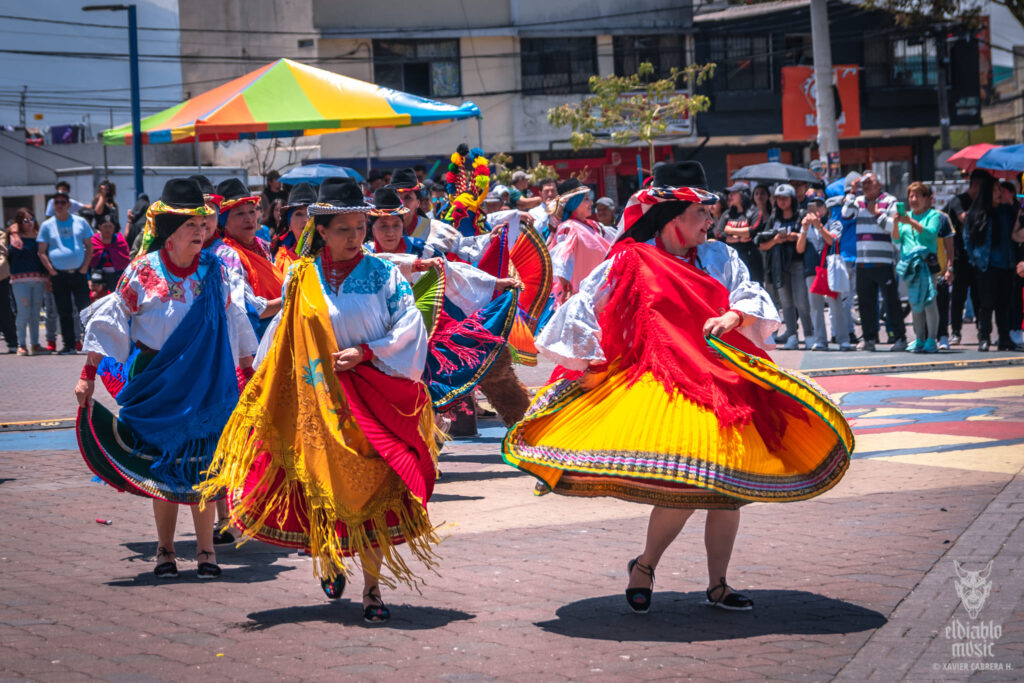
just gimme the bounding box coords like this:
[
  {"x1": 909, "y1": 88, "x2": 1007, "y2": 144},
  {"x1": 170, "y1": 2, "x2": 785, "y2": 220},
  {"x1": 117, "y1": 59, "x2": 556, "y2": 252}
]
[{"x1": 0, "y1": 0, "x2": 183, "y2": 139}]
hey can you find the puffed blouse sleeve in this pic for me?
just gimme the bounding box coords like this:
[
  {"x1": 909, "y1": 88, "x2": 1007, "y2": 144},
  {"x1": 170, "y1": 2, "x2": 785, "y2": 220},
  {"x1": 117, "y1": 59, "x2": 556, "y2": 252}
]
[
  {"x1": 81, "y1": 261, "x2": 140, "y2": 363},
  {"x1": 713, "y1": 242, "x2": 781, "y2": 347},
  {"x1": 367, "y1": 264, "x2": 428, "y2": 381},
  {"x1": 534, "y1": 259, "x2": 613, "y2": 372},
  {"x1": 222, "y1": 266, "x2": 259, "y2": 359},
  {"x1": 443, "y1": 260, "x2": 498, "y2": 316}
]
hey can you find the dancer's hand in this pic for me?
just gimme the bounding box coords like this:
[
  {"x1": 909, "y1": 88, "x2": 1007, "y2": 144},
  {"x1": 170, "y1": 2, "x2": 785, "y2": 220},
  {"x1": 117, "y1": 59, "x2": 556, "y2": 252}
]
[
  {"x1": 703, "y1": 311, "x2": 743, "y2": 338},
  {"x1": 414, "y1": 257, "x2": 444, "y2": 272},
  {"x1": 579, "y1": 363, "x2": 609, "y2": 391},
  {"x1": 333, "y1": 346, "x2": 364, "y2": 372},
  {"x1": 555, "y1": 277, "x2": 571, "y2": 304},
  {"x1": 496, "y1": 277, "x2": 523, "y2": 291},
  {"x1": 75, "y1": 378, "x2": 94, "y2": 406}
]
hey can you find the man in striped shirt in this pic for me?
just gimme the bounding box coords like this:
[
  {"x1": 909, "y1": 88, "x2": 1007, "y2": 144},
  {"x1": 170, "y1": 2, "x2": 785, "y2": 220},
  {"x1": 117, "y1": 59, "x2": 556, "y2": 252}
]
[{"x1": 842, "y1": 172, "x2": 907, "y2": 352}]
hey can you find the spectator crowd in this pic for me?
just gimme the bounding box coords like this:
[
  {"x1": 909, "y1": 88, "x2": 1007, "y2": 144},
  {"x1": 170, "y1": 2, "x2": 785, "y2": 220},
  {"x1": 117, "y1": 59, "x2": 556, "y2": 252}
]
[{"x1": 3, "y1": 167, "x2": 1023, "y2": 357}]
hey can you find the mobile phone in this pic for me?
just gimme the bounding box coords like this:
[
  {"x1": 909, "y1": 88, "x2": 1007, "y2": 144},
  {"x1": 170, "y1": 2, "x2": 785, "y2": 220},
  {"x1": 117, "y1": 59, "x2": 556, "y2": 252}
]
[{"x1": 895, "y1": 202, "x2": 906, "y2": 216}]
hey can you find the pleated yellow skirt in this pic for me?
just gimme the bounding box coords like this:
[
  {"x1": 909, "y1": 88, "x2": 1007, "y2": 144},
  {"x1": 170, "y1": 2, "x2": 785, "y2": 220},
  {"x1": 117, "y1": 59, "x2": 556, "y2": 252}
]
[{"x1": 502, "y1": 337, "x2": 854, "y2": 509}]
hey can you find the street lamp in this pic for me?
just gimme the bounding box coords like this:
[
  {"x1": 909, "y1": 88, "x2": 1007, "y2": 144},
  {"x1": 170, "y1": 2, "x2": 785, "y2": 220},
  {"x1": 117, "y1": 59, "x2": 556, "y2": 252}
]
[{"x1": 83, "y1": 4, "x2": 144, "y2": 199}]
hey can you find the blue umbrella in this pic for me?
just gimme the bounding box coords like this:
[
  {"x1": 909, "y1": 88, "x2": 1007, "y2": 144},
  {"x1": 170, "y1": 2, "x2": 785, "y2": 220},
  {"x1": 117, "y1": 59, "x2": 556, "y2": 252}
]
[
  {"x1": 976, "y1": 144, "x2": 1024, "y2": 172},
  {"x1": 279, "y1": 163, "x2": 366, "y2": 185}
]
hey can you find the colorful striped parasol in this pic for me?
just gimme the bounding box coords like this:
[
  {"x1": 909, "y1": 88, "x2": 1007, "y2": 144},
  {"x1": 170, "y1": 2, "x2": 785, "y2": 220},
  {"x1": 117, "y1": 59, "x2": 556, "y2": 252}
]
[{"x1": 102, "y1": 58, "x2": 481, "y2": 145}]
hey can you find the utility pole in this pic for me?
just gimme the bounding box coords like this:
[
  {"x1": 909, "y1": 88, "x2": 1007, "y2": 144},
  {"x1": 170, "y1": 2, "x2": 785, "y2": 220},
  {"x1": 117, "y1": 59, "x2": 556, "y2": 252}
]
[
  {"x1": 18, "y1": 86, "x2": 27, "y2": 128},
  {"x1": 809, "y1": 0, "x2": 839, "y2": 170},
  {"x1": 935, "y1": 26, "x2": 952, "y2": 151},
  {"x1": 84, "y1": 4, "x2": 144, "y2": 198}
]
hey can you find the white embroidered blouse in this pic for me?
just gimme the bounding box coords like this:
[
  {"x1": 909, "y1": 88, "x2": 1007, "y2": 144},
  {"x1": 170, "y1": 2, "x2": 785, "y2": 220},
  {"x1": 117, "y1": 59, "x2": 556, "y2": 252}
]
[
  {"x1": 256, "y1": 253, "x2": 427, "y2": 381},
  {"x1": 536, "y1": 240, "x2": 781, "y2": 372},
  {"x1": 370, "y1": 250, "x2": 499, "y2": 318},
  {"x1": 80, "y1": 251, "x2": 259, "y2": 363}
]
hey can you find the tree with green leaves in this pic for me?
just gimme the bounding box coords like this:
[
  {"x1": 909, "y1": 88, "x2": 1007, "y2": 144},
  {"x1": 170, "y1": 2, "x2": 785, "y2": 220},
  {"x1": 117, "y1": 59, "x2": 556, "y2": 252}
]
[{"x1": 547, "y1": 62, "x2": 716, "y2": 173}]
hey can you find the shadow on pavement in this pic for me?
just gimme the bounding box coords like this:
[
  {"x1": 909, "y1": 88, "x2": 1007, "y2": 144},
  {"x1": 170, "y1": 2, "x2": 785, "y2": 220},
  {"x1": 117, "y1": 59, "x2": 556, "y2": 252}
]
[
  {"x1": 439, "y1": 451, "x2": 506, "y2": 466},
  {"x1": 240, "y1": 602, "x2": 474, "y2": 631},
  {"x1": 105, "y1": 540, "x2": 297, "y2": 586},
  {"x1": 431, "y1": 470, "x2": 525, "y2": 483},
  {"x1": 429, "y1": 492, "x2": 485, "y2": 502},
  {"x1": 536, "y1": 590, "x2": 886, "y2": 641}
]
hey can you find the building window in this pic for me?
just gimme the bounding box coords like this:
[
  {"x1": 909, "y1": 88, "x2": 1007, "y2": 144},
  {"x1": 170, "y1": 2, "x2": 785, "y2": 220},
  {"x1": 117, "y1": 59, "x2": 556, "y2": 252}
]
[
  {"x1": 521, "y1": 37, "x2": 597, "y2": 95},
  {"x1": 373, "y1": 39, "x2": 461, "y2": 98},
  {"x1": 613, "y1": 35, "x2": 686, "y2": 80},
  {"x1": 708, "y1": 35, "x2": 771, "y2": 91},
  {"x1": 891, "y1": 37, "x2": 938, "y2": 86},
  {"x1": 864, "y1": 36, "x2": 938, "y2": 88},
  {"x1": 782, "y1": 34, "x2": 812, "y2": 66}
]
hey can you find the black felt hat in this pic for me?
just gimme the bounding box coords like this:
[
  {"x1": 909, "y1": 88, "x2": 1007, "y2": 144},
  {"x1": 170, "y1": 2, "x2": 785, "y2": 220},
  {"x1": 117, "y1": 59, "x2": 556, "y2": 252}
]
[
  {"x1": 309, "y1": 177, "x2": 372, "y2": 215},
  {"x1": 651, "y1": 161, "x2": 708, "y2": 190},
  {"x1": 556, "y1": 178, "x2": 585, "y2": 196},
  {"x1": 215, "y1": 178, "x2": 259, "y2": 211},
  {"x1": 188, "y1": 174, "x2": 222, "y2": 207},
  {"x1": 284, "y1": 182, "x2": 317, "y2": 209},
  {"x1": 160, "y1": 178, "x2": 206, "y2": 210},
  {"x1": 369, "y1": 187, "x2": 410, "y2": 217},
  {"x1": 388, "y1": 168, "x2": 422, "y2": 191},
  {"x1": 188, "y1": 174, "x2": 214, "y2": 196}
]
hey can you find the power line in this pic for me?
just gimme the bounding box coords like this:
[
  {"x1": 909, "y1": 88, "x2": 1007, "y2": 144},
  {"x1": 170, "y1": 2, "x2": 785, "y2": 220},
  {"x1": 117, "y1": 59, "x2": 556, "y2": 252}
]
[{"x1": 0, "y1": 7, "x2": 696, "y2": 35}]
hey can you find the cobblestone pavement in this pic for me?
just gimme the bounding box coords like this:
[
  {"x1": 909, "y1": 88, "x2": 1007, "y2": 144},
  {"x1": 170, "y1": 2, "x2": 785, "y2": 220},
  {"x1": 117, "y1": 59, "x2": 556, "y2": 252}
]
[{"x1": 0, "y1": 356, "x2": 1022, "y2": 681}]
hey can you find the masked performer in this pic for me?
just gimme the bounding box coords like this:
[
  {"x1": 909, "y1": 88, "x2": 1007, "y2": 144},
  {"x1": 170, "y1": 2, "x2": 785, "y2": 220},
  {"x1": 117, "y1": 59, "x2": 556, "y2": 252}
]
[
  {"x1": 75, "y1": 178, "x2": 258, "y2": 579},
  {"x1": 199, "y1": 179, "x2": 439, "y2": 624},
  {"x1": 503, "y1": 163, "x2": 853, "y2": 613}
]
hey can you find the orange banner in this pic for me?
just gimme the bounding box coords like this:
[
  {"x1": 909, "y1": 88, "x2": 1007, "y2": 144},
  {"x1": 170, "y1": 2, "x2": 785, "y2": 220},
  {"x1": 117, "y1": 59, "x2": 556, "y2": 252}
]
[{"x1": 782, "y1": 65, "x2": 860, "y2": 141}]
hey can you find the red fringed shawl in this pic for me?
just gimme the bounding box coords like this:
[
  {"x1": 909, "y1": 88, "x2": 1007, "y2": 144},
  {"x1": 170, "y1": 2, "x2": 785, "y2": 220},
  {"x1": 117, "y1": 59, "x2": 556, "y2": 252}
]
[{"x1": 600, "y1": 240, "x2": 780, "y2": 428}]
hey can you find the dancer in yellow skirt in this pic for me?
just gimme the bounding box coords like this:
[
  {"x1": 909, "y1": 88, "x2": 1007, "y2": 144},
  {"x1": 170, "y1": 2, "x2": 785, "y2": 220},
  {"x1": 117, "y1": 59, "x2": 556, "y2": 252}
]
[
  {"x1": 503, "y1": 162, "x2": 853, "y2": 613},
  {"x1": 199, "y1": 178, "x2": 439, "y2": 624}
]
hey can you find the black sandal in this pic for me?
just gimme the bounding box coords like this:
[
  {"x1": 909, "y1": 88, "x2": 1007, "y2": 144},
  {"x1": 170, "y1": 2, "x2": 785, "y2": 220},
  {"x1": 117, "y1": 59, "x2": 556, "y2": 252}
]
[
  {"x1": 625, "y1": 557, "x2": 655, "y2": 613},
  {"x1": 196, "y1": 550, "x2": 221, "y2": 579},
  {"x1": 362, "y1": 586, "x2": 390, "y2": 624},
  {"x1": 212, "y1": 520, "x2": 235, "y2": 546},
  {"x1": 320, "y1": 574, "x2": 346, "y2": 600},
  {"x1": 704, "y1": 577, "x2": 753, "y2": 611},
  {"x1": 154, "y1": 547, "x2": 178, "y2": 579}
]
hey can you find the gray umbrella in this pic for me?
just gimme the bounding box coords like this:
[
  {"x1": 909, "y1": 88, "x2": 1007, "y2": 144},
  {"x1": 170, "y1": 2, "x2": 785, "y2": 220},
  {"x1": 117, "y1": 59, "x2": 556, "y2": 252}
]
[{"x1": 731, "y1": 162, "x2": 822, "y2": 186}]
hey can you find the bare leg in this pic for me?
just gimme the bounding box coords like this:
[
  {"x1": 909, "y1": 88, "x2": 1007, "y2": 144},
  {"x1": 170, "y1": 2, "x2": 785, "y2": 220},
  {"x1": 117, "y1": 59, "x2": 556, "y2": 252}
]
[
  {"x1": 360, "y1": 549, "x2": 384, "y2": 608},
  {"x1": 153, "y1": 499, "x2": 178, "y2": 565},
  {"x1": 705, "y1": 509, "x2": 741, "y2": 597},
  {"x1": 628, "y1": 506, "x2": 696, "y2": 589},
  {"x1": 190, "y1": 503, "x2": 217, "y2": 565},
  {"x1": 215, "y1": 499, "x2": 229, "y2": 524}
]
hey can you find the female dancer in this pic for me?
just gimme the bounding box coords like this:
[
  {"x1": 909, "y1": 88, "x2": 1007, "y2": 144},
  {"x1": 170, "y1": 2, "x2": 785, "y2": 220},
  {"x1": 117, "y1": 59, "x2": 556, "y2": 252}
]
[
  {"x1": 503, "y1": 162, "x2": 852, "y2": 613},
  {"x1": 271, "y1": 182, "x2": 316, "y2": 273},
  {"x1": 213, "y1": 178, "x2": 283, "y2": 338},
  {"x1": 365, "y1": 186, "x2": 527, "y2": 421},
  {"x1": 199, "y1": 178, "x2": 439, "y2": 624},
  {"x1": 75, "y1": 178, "x2": 258, "y2": 578},
  {"x1": 547, "y1": 178, "x2": 611, "y2": 305}
]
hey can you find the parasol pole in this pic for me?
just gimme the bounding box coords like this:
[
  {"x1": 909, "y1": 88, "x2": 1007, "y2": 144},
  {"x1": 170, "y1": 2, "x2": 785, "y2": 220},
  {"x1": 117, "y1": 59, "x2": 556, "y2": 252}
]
[
  {"x1": 193, "y1": 133, "x2": 200, "y2": 171},
  {"x1": 365, "y1": 129, "x2": 371, "y2": 177}
]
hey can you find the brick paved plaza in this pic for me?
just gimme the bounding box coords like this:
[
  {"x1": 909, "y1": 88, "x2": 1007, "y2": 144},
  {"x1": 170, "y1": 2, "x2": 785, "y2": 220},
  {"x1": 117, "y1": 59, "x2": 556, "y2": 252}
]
[{"x1": 1, "y1": 354, "x2": 1022, "y2": 681}]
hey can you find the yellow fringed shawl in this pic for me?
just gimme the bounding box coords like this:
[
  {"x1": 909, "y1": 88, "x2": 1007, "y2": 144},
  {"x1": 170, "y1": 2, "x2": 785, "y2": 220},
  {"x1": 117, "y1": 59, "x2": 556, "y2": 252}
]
[{"x1": 198, "y1": 256, "x2": 439, "y2": 587}]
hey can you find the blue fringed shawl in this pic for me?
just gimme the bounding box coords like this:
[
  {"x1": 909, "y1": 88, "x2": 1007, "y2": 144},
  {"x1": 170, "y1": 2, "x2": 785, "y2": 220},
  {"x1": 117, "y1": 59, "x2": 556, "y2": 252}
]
[{"x1": 116, "y1": 252, "x2": 240, "y2": 490}]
